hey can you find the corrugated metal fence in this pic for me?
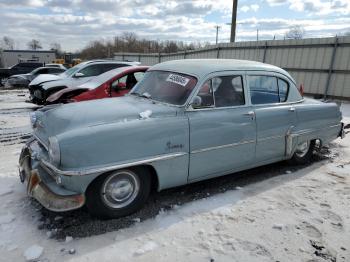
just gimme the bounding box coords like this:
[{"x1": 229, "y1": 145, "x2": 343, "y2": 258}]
[{"x1": 115, "y1": 36, "x2": 350, "y2": 99}]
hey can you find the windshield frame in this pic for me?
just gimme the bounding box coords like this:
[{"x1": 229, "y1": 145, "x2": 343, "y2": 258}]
[{"x1": 129, "y1": 70, "x2": 199, "y2": 108}]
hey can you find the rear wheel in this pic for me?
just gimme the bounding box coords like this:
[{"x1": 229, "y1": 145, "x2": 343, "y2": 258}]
[
  {"x1": 289, "y1": 140, "x2": 316, "y2": 165},
  {"x1": 85, "y1": 167, "x2": 151, "y2": 219}
]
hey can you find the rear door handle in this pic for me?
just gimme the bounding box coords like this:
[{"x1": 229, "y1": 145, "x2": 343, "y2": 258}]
[{"x1": 289, "y1": 107, "x2": 295, "y2": 112}]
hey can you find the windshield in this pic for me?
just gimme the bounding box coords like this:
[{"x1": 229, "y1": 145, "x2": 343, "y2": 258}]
[
  {"x1": 130, "y1": 71, "x2": 197, "y2": 105},
  {"x1": 60, "y1": 63, "x2": 85, "y2": 78}
]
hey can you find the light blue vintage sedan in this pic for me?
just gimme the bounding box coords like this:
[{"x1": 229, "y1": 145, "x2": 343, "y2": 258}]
[{"x1": 19, "y1": 59, "x2": 345, "y2": 218}]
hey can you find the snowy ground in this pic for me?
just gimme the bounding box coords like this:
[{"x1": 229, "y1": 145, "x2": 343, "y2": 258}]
[{"x1": 1, "y1": 89, "x2": 350, "y2": 262}]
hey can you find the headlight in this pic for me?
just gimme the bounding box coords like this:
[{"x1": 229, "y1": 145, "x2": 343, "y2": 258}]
[
  {"x1": 30, "y1": 112, "x2": 37, "y2": 128},
  {"x1": 48, "y1": 136, "x2": 61, "y2": 166}
]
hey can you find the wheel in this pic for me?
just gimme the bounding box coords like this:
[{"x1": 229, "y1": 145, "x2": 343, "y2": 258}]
[
  {"x1": 85, "y1": 167, "x2": 151, "y2": 219},
  {"x1": 289, "y1": 140, "x2": 316, "y2": 165}
]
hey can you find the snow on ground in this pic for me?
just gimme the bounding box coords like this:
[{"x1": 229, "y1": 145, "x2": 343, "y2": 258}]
[{"x1": 0, "y1": 90, "x2": 350, "y2": 262}]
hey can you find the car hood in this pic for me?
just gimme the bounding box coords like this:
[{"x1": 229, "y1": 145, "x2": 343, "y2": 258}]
[
  {"x1": 34, "y1": 96, "x2": 179, "y2": 145},
  {"x1": 30, "y1": 74, "x2": 62, "y2": 86}
]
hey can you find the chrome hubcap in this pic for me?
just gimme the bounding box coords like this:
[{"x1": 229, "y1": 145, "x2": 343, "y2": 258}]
[
  {"x1": 101, "y1": 170, "x2": 140, "y2": 209},
  {"x1": 295, "y1": 141, "x2": 310, "y2": 158}
]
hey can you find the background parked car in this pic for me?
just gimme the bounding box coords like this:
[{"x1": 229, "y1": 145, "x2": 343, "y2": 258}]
[
  {"x1": 44, "y1": 63, "x2": 67, "y2": 70},
  {"x1": 46, "y1": 66, "x2": 149, "y2": 104},
  {"x1": 4, "y1": 66, "x2": 66, "y2": 89},
  {"x1": 28, "y1": 60, "x2": 140, "y2": 104},
  {"x1": 0, "y1": 62, "x2": 43, "y2": 86}
]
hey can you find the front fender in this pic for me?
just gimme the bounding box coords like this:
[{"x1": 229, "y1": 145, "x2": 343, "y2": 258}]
[{"x1": 57, "y1": 116, "x2": 189, "y2": 170}]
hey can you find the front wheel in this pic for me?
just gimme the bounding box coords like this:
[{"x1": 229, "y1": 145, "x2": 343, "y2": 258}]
[
  {"x1": 85, "y1": 167, "x2": 151, "y2": 219},
  {"x1": 289, "y1": 140, "x2": 316, "y2": 165}
]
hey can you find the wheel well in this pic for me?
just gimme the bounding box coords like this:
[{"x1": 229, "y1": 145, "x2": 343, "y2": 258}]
[
  {"x1": 85, "y1": 164, "x2": 159, "y2": 193},
  {"x1": 143, "y1": 165, "x2": 159, "y2": 193}
]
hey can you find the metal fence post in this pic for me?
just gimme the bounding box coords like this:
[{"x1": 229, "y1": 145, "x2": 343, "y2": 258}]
[
  {"x1": 217, "y1": 46, "x2": 220, "y2": 58},
  {"x1": 122, "y1": 54, "x2": 125, "y2": 61},
  {"x1": 138, "y1": 54, "x2": 141, "y2": 62},
  {"x1": 324, "y1": 37, "x2": 338, "y2": 100},
  {"x1": 184, "y1": 51, "x2": 187, "y2": 59},
  {"x1": 263, "y1": 41, "x2": 268, "y2": 63},
  {"x1": 158, "y1": 52, "x2": 161, "y2": 63}
]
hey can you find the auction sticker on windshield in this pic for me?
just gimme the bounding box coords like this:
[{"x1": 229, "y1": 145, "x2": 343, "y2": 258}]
[{"x1": 166, "y1": 74, "x2": 190, "y2": 87}]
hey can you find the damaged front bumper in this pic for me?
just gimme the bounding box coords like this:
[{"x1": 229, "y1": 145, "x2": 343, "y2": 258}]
[{"x1": 19, "y1": 139, "x2": 85, "y2": 212}]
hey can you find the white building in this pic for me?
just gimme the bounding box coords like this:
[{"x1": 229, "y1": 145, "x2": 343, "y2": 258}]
[{"x1": 0, "y1": 50, "x2": 56, "y2": 67}]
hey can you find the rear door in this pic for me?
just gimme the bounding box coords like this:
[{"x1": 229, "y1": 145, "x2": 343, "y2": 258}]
[
  {"x1": 248, "y1": 72, "x2": 297, "y2": 162},
  {"x1": 187, "y1": 72, "x2": 256, "y2": 181}
]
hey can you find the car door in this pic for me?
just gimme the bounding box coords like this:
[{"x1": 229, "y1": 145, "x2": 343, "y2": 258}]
[
  {"x1": 248, "y1": 72, "x2": 297, "y2": 163},
  {"x1": 187, "y1": 72, "x2": 256, "y2": 181}
]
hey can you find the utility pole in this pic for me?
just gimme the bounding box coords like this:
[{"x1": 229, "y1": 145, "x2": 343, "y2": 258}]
[
  {"x1": 215, "y1": 25, "x2": 221, "y2": 45},
  {"x1": 230, "y1": 0, "x2": 238, "y2": 42}
]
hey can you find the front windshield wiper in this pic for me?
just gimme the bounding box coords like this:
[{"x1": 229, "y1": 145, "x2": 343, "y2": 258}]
[{"x1": 130, "y1": 92, "x2": 152, "y2": 99}]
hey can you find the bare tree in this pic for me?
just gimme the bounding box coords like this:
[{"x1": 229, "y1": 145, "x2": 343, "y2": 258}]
[
  {"x1": 1, "y1": 36, "x2": 15, "y2": 50},
  {"x1": 27, "y1": 39, "x2": 42, "y2": 50},
  {"x1": 50, "y1": 42, "x2": 62, "y2": 57},
  {"x1": 285, "y1": 25, "x2": 305, "y2": 40}
]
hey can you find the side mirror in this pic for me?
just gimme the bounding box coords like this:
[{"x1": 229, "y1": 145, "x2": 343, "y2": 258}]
[
  {"x1": 74, "y1": 72, "x2": 85, "y2": 78},
  {"x1": 190, "y1": 96, "x2": 202, "y2": 109}
]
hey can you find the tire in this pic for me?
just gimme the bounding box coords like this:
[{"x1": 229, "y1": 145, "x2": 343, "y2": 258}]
[
  {"x1": 85, "y1": 167, "x2": 151, "y2": 219},
  {"x1": 289, "y1": 140, "x2": 316, "y2": 165}
]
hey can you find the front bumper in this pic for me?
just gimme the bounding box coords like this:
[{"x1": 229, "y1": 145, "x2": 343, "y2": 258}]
[{"x1": 19, "y1": 141, "x2": 85, "y2": 212}]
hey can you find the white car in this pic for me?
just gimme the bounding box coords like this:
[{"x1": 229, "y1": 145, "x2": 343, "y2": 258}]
[{"x1": 28, "y1": 60, "x2": 140, "y2": 104}]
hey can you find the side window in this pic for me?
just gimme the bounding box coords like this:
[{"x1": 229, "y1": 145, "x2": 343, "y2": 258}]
[
  {"x1": 111, "y1": 75, "x2": 127, "y2": 90},
  {"x1": 196, "y1": 75, "x2": 245, "y2": 108},
  {"x1": 278, "y1": 78, "x2": 289, "y2": 102},
  {"x1": 48, "y1": 68, "x2": 64, "y2": 74},
  {"x1": 38, "y1": 68, "x2": 49, "y2": 74},
  {"x1": 249, "y1": 75, "x2": 279, "y2": 104},
  {"x1": 213, "y1": 75, "x2": 245, "y2": 107},
  {"x1": 103, "y1": 63, "x2": 128, "y2": 73},
  {"x1": 134, "y1": 72, "x2": 145, "y2": 82},
  {"x1": 78, "y1": 65, "x2": 103, "y2": 77}
]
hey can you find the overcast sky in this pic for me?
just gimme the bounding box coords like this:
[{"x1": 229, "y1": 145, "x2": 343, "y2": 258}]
[{"x1": 0, "y1": 0, "x2": 349, "y2": 52}]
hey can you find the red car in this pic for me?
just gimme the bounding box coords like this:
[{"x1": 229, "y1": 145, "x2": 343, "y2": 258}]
[{"x1": 46, "y1": 66, "x2": 149, "y2": 104}]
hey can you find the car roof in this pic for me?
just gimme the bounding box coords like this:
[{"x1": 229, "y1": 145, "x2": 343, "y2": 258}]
[
  {"x1": 81, "y1": 60, "x2": 141, "y2": 66},
  {"x1": 150, "y1": 59, "x2": 294, "y2": 82}
]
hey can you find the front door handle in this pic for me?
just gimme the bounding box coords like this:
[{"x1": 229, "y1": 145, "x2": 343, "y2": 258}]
[
  {"x1": 243, "y1": 111, "x2": 255, "y2": 117},
  {"x1": 289, "y1": 107, "x2": 295, "y2": 112}
]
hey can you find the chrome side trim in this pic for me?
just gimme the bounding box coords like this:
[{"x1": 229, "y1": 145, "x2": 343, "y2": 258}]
[
  {"x1": 40, "y1": 152, "x2": 188, "y2": 176},
  {"x1": 191, "y1": 140, "x2": 255, "y2": 154},
  {"x1": 291, "y1": 123, "x2": 341, "y2": 137},
  {"x1": 258, "y1": 134, "x2": 285, "y2": 143}
]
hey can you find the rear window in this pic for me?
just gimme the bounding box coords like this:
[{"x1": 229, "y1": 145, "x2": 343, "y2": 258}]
[{"x1": 249, "y1": 75, "x2": 289, "y2": 104}]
